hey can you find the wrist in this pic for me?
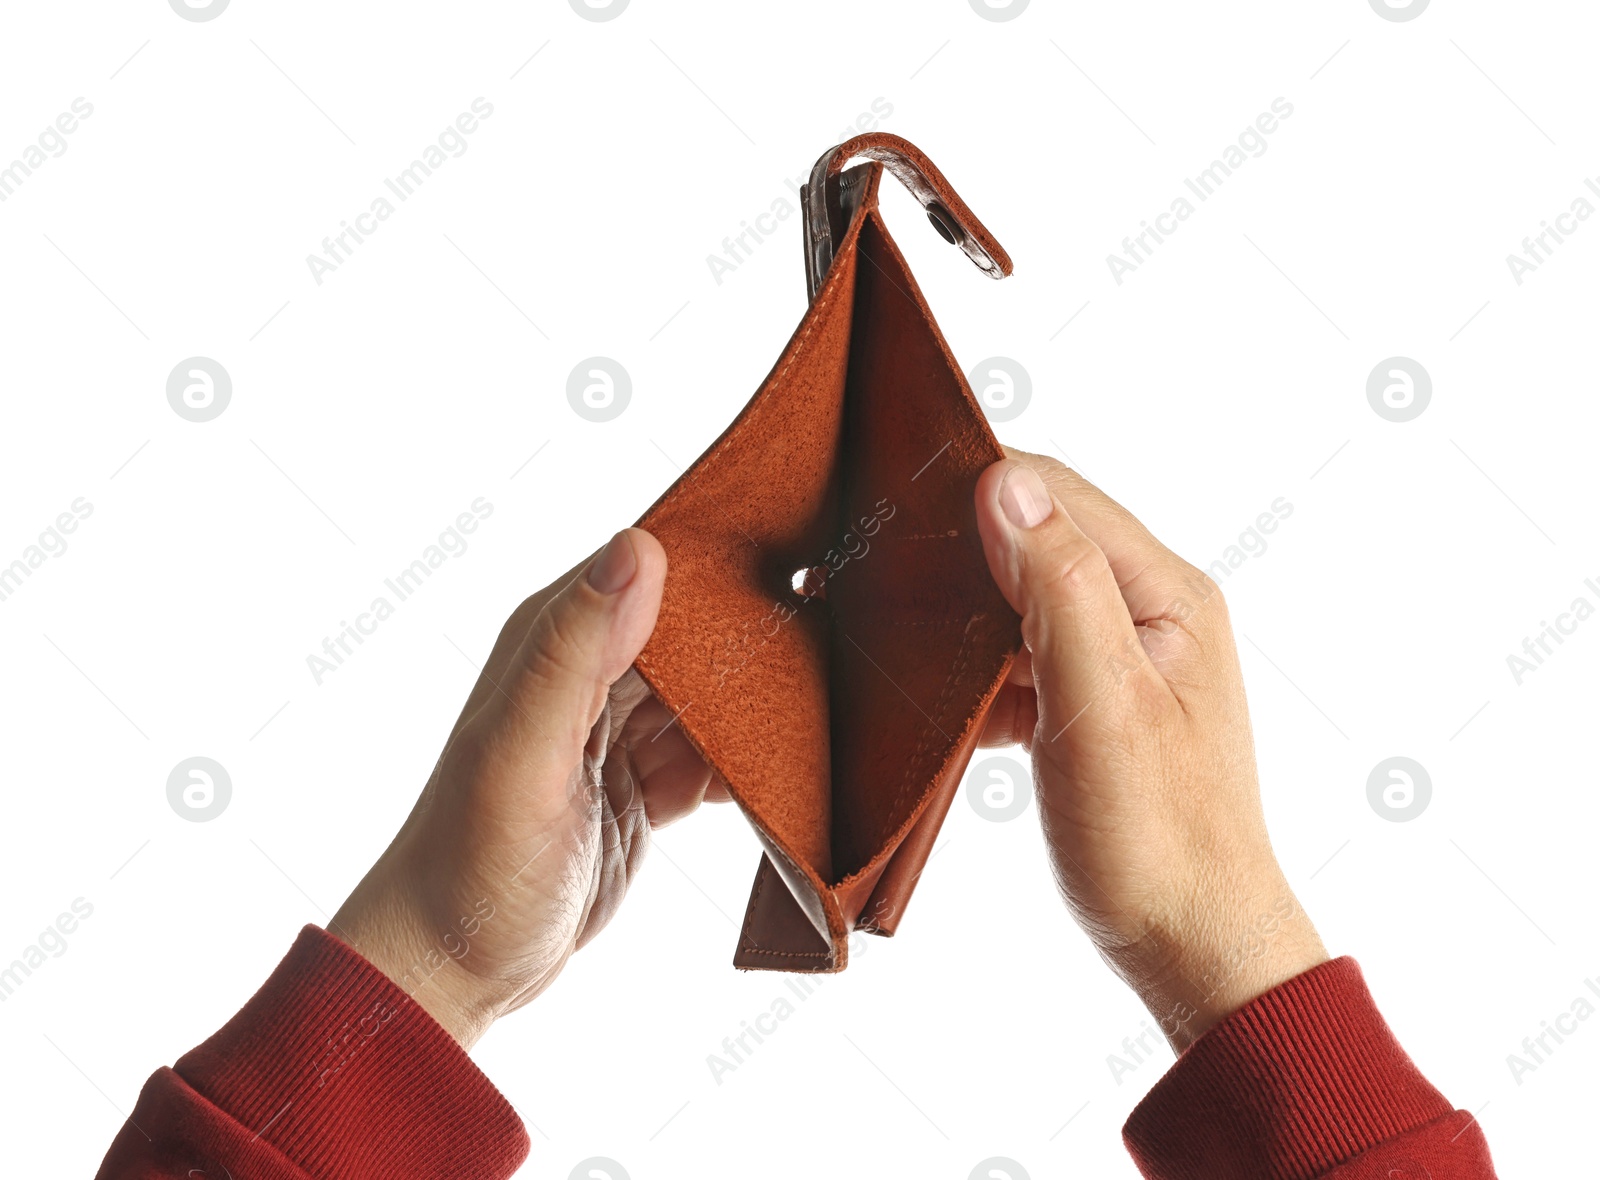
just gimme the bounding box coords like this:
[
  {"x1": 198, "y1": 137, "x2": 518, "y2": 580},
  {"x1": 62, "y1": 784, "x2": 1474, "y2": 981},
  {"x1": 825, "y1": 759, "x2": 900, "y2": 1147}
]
[
  {"x1": 1122, "y1": 887, "x2": 1328, "y2": 1053},
  {"x1": 330, "y1": 870, "x2": 508, "y2": 1050}
]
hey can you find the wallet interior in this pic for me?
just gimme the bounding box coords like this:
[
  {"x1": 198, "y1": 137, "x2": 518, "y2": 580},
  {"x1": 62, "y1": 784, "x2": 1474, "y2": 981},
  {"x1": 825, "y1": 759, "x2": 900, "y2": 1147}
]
[{"x1": 635, "y1": 164, "x2": 1020, "y2": 933}]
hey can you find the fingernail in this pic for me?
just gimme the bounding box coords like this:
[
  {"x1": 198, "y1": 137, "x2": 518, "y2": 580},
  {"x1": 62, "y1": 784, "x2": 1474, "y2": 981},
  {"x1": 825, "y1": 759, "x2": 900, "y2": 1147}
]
[
  {"x1": 999, "y1": 465, "x2": 1053, "y2": 529},
  {"x1": 587, "y1": 530, "x2": 637, "y2": 594}
]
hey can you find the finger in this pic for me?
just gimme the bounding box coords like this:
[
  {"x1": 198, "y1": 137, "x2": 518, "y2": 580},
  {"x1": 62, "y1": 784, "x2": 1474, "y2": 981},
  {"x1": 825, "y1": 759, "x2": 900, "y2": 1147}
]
[
  {"x1": 1000, "y1": 449, "x2": 1233, "y2": 693},
  {"x1": 641, "y1": 764, "x2": 711, "y2": 828},
  {"x1": 626, "y1": 697, "x2": 716, "y2": 829},
  {"x1": 1002, "y1": 447, "x2": 1223, "y2": 637},
  {"x1": 978, "y1": 682, "x2": 1038, "y2": 750},
  {"x1": 975, "y1": 461, "x2": 1170, "y2": 739},
  {"x1": 626, "y1": 695, "x2": 734, "y2": 806},
  {"x1": 479, "y1": 529, "x2": 667, "y2": 787}
]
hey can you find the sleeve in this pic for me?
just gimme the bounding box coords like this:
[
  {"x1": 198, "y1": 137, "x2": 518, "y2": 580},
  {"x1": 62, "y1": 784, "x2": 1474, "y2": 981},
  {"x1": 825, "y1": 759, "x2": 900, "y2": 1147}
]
[
  {"x1": 1122, "y1": 956, "x2": 1496, "y2": 1179},
  {"x1": 93, "y1": 925, "x2": 530, "y2": 1180}
]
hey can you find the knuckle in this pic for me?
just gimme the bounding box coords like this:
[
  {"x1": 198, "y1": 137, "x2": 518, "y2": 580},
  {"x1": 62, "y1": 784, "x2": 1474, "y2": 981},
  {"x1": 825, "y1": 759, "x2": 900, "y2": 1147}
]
[
  {"x1": 1197, "y1": 575, "x2": 1231, "y2": 623},
  {"x1": 494, "y1": 604, "x2": 602, "y2": 727},
  {"x1": 1176, "y1": 560, "x2": 1228, "y2": 618},
  {"x1": 482, "y1": 591, "x2": 549, "y2": 668},
  {"x1": 1051, "y1": 535, "x2": 1113, "y2": 600},
  {"x1": 528, "y1": 603, "x2": 594, "y2": 682},
  {"x1": 440, "y1": 718, "x2": 487, "y2": 779},
  {"x1": 1032, "y1": 453, "x2": 1070, "y2": 480},
  {"x1": 505, "y1": 590, "x2": 547, "y2": 636},
  {"x1": 1207, "y1": 586, "x2": 1232, "y2": 624}
]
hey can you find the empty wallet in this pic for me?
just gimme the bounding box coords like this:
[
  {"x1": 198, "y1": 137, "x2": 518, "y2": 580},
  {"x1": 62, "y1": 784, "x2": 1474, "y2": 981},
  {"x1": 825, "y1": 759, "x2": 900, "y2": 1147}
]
[{"x1": 633, "y1": 133, "x2": 1024, "y2": 972}]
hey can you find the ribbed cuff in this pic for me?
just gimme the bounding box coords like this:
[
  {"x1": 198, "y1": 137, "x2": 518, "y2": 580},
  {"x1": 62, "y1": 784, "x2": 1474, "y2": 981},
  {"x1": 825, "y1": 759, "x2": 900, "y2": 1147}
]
[
  {"x1": 1124, "y1": 957, "x2": 1452, "y2": 1180},
  {"x1": 175, "y1": 925, "x2": 529, "y2": 1180}
]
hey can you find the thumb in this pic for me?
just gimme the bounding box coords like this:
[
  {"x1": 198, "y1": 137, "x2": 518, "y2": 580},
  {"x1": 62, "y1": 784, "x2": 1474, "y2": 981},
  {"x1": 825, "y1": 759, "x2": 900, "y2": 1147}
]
[
  {"x1": 485, "y1": 528, "x2": 666, "y2": 782},
  {"x1": 974, "y1": 461, "x2": 1159, "y2": 738}
]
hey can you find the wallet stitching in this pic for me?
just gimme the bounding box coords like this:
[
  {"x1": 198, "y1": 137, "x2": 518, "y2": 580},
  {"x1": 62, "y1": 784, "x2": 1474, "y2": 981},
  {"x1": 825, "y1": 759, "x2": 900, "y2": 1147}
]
[
  {"x1": 738, "y1": 854, "x2": 834, "y2": 960},
  {"x1": 741, "y1": 949, "x2": 832, "y2": 959}
]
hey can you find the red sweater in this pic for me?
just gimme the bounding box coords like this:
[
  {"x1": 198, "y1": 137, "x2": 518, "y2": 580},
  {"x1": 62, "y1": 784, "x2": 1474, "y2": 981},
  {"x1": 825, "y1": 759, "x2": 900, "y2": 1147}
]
[{"x1": 95, "y1": 927, "x2": 1496, "y2": 1179}]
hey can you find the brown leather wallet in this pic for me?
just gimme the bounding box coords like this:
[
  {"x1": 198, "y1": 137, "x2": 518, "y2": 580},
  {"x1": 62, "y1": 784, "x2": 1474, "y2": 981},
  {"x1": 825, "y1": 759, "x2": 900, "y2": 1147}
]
[{"x1": 634, "y1": 134, "x2": 1023, "y2": 972}]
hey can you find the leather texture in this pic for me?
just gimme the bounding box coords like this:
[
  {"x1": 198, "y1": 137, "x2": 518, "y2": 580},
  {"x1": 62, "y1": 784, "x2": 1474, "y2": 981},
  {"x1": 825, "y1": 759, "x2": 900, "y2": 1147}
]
[{"x1": 633, "y1": 137, "x2": 1022, "y2": 971}]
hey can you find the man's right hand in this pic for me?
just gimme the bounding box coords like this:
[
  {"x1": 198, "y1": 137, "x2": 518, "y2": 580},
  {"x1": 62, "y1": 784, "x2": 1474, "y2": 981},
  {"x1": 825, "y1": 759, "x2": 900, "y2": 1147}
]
[{"x1": 973, "y1": 448, "x2": 1329, "y2": 1051}]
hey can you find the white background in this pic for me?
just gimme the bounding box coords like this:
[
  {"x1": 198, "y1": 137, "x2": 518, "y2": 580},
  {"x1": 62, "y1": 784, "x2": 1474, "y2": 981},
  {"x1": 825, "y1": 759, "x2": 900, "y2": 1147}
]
[{"x1": 1, "y1": 1, "x2": 1594, "y2": 1176}]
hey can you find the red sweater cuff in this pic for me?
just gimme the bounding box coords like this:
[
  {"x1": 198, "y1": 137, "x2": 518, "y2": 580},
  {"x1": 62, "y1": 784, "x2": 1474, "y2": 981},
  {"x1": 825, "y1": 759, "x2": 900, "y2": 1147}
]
[
  {"x1": 172, "y1": 924, "x2": 529, "y2": 1179},
  {"x1": 1124, "y1": 956, "x2": 1471, "y2": 1180}
]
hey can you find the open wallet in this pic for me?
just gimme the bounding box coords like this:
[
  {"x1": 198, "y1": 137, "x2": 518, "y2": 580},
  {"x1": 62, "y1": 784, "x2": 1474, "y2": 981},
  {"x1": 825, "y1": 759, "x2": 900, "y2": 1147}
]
[{"x1": 632, "y1": 133, "x2": 1024, "y2": 972}]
